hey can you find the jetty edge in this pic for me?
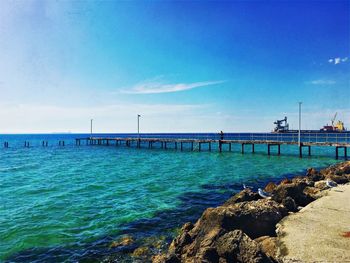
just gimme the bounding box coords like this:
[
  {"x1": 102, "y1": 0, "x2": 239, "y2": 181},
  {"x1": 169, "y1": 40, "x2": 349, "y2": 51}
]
[{"x1": 152, "y1": 161, "x2": 350, "y2": 263}]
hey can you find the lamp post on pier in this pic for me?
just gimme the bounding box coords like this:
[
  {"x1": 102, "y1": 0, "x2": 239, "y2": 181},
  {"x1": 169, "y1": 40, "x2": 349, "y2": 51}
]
[
  {"x1": 90, "y1": 119, "x2": 93, "y2": 140},
  {"x1": 137, "y1": 114, "x2": 141, "y2": 148},
  {"x1": 298, "y1": 102, "x2": 302, "y2": 147}
]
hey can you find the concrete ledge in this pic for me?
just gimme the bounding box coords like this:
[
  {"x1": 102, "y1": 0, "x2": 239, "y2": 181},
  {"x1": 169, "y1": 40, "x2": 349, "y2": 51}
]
[{"x1": 276, "y1": 184, "x2": 350, "y2": 263}]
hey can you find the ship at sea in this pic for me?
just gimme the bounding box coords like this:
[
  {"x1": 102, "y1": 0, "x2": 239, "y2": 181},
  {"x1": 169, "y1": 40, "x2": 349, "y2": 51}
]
[{"x1": 273, "y1": 113, "x2": 347, "y2": 133}]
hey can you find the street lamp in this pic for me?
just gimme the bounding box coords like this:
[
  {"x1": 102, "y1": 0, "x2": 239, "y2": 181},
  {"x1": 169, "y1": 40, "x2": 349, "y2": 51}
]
[
  {"x1": 298, "y1": 102, "x2": 302, "y2": 146},
  {"x1": 137, "y1": 114, "x2": 141, "y2": 139},
  {"x1": 90, "y1": 119, "x2": 93, "y2": 139}
]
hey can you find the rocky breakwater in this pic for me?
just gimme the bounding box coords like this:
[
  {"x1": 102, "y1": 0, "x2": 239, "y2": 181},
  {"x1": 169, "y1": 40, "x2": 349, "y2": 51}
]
[{"x1": 153, "y1": 161, "x2": 350, "y2": 263}]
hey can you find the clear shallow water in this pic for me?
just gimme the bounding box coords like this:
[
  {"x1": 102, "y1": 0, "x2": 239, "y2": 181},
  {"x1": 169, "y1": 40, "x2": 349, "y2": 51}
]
[{"x1": 0, "y1": 134, "x2": 344, "y2": 262}]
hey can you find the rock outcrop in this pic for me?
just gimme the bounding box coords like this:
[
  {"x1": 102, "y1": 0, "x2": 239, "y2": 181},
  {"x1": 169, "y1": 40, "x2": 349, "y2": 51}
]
[{"x1": 153, "y1": 161, "x2": 350, "y2": 263}]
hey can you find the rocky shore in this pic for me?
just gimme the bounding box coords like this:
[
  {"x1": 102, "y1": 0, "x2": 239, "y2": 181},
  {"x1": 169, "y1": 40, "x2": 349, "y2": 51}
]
[{"x1": 151, "y1": 161, "x2": 350, "y2": 263}]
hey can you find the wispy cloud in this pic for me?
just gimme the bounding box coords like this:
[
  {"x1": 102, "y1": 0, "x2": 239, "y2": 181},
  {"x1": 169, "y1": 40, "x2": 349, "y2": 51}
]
[
  {"x1": 307, "y1": 79, "x2": 336, "y2": 85},
  {"x1": 328, "y1": 57, "x2": 348, "y2": 65},
  {"x1": 122, "y1": 79, "x2": 225, "y2": 94}
]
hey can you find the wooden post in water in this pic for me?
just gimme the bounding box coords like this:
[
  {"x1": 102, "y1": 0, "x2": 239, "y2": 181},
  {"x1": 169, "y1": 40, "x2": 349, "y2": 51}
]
[
  {"x1": 180, "y1": 142, "x2": 183, "y2": 151},
  {"x1": 241, "y1": 143, "x2": 244, "y2": 154},
  {"x1": 229, "y1": 143, "x2": 231, "y2": 151},
  {"x1": 208, "y1": 142, "x2": 211, "y2": 151},
  {"x1": 198, "y1": 142, "x2": 201, "y2": 151},
  {"x1": 336, "y1": 146, "x2": 339, "y2": 159},
  {"x1": 345, "y1": 147, "x2": 348, "y2": 159},
  {"x1": 252, "y1": 144, "x2": 255, "y2": 153},
  {"x1": 191, "y1": 142, "x2": 194, "y2": 151}
]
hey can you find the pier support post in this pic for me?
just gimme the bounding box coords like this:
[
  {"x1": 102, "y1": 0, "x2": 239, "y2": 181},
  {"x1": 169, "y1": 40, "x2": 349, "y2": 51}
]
[
  {"x1": 336, "y1": 147, "x2": 339, "y2": 159},
  {"x1": 278, "y1": 144, "x2": 280, "y2": 155},
  {"x1": 180, "y1": 142, "x2": 183, "y2": 151},
  {"x1": 344, "y1": 146, "x2": 348, "y2": 159},
  {"x1": 241, "y1": 143, "x2": 244, "y2": 154},
  {"x1": 219, "y1": 141, "x2": 222, "y2": 152},
  {"x1": 199, "y1": 142, "x2": 201, "y2": 151},
  {"x1": 191, "y1": 142, "x2": 194, "y2": 151},
  {"x1": 175, "y1": 142, "x2": 177, "y2": 150},
  {"x1": 345, "y1": 147, "x2": 348, "y2": 159},
  {"x1": 209, "y1": 142, "x2": 211, "y2": 151},
  {"x1": 299, "y1": 146, "x2": 302, "y2": 158},
  {"x1": 229, "y1": 143, "x2": 231, "y2": 151},
  {"x1": 308, "y1": 146, "x2": 311, "y2": 156},
  {"x1": 252, "y1": 144, "x2": 255, "y2": 153},
  {"x1": 268, "y1": 144, "x2": 271, "y2": 155}
]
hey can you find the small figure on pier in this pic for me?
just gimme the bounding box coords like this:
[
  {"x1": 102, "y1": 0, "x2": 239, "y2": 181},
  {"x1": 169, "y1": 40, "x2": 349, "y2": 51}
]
[{"x1": 220, "y1": 131, "x2": 224, "y2": 141}]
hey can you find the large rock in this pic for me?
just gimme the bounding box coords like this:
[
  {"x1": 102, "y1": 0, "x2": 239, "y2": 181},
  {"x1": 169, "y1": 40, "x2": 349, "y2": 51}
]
[
  {"x1": 254, "y1": 236, "x2": 279, "y2": 261},
  {"x1": 272, "y1": 177, "x2": 315, "y2": 207},
  {"x1": 223, "y1": 189, "x2": 260, "y2": 206},
  {"x1": 156, "y1": 199, "x2": 286, "y2": 262},
  {"x1": 320, "y1": 161, "x2": 350, "y2": 183},
  {"x1": 190, "y1": 199, "x2": 287, "y2": 240},
  {"x1": 216, "y1": 230, "x2": 272, "y2": 263},
  {"x1": 306, "y1": 167, "x2": 324, "y2": 182},
  {"x1": 264, "y1": 182, "x2": 277, "y2": 193}
]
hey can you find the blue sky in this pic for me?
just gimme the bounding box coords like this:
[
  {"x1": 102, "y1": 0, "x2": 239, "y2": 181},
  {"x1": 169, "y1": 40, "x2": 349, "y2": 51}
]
[{"x1": 0, "y1": 0, "x2": 349, "y2": 133}]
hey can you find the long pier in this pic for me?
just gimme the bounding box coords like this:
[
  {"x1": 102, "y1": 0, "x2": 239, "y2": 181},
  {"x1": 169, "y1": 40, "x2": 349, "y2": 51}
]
[{"x1": 75, "y1": 137, "x2": 349, "y2": 159}]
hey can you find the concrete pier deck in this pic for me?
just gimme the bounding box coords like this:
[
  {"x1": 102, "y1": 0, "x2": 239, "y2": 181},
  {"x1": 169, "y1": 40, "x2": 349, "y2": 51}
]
[
  {"x1": 277, "y1": 184, "x2": 350, "y2": 262},
  {"x1": 75, "y1": 137, "x2": 350, "y2": 158}
]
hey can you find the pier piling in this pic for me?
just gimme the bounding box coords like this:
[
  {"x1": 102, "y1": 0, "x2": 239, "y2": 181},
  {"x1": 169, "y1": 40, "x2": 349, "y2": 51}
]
[{"x1": 76, "y1": 136, "x2": 350, "y2": 159}]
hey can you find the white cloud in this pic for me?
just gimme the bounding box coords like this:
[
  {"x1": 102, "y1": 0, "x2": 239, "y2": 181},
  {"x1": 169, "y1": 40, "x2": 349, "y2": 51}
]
[
  {"x1": 308, "y1": 79, "x2": 336, "y2": 85},
  {"x1": 122, "y1": 79, "x2": 225, "y2": 94},
  {"x1": 328, "y1": 56, "x2": 348, "y2": 65}
]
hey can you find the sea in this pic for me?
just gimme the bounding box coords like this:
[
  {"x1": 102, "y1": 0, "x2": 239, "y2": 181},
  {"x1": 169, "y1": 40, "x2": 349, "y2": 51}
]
[{"x1": 0, "y1": 133, "x2": 348, "y2": 262}]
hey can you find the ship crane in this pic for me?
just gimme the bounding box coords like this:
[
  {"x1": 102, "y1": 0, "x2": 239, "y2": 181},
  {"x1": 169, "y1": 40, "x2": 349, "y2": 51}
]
[
  {"x1": 273, "y1": 116, "x2": 289, "y2": 132},
  {"x1": 320, "y1": 112, "x2": 346, "y2": 132},
  {"x1": 331, "y1": 112, "x2": 337, "y2": 127}
]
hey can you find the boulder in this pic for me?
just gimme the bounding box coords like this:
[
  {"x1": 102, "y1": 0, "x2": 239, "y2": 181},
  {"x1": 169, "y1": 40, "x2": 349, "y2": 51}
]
[
  {"x1": 190, "y1": 199, "x2": 287, "y2": 240},
  {"x1": 281, "y1": 196, "x2": 297, "y2": 212},
  {"x1": 324, "y1": 173, "x2": 349, "y2": 184},
  {"x1": 320, "y1": 161, "x2": 350, "y2": 183},
  {"x1": 272, "y1": 178, "x2": 315, "y2": 207},
  {"x1": 131, "y1": 246, "x2": 150, "y2": 258},
  {"x1": 223, "y1": 189, "x2": 260, "y2": 206},
  {"x1": 254, "y1": 236, "x2": 279, "y2": 261},
  {"x1": 303, "y1": 186, "x2": 323, "y2": 200},
  {"x1": 216, "y1": 230, "x2": 272, "y2": 263},
  {"x1": 109, "y1": 235, "x2": 134, "y2": 248},
  {"x1": 264, "y1": 182, "x2": 277, "y2": 193},
  {"x1": 306, "y1": 168, "x2": 324, "y2": 182},
  {"x1": 314, "y1": 180, "x2": 328, "y2": 190}
]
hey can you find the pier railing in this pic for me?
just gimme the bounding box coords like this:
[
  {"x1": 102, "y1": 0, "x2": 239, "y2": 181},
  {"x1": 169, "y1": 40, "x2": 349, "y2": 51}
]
[{"x1": 110, "y1": 132, "x2": 350, "y2": 144}]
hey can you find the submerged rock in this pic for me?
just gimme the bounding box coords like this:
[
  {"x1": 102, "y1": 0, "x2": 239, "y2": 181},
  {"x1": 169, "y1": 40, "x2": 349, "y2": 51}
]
[
  {"x1": 109, "y1": 235, "x2": 135, "y2": 248},
  {"x1": 131, "y1": 246, "x2": 151, "y2": 258}
]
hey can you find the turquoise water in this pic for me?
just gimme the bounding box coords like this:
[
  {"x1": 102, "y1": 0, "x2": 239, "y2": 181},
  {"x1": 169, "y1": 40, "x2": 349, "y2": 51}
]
[{"x1": 0, "y1": 134, "x2": 344, "y2": 262}]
